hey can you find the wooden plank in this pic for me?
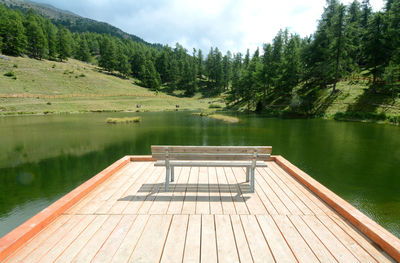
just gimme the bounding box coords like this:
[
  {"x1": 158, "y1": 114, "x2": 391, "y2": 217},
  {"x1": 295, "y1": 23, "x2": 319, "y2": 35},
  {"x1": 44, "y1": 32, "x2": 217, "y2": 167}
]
[
  {"x1": 196, "y1": 167, "x2": 210, "y2": 214},
  {"x1": 149, "y1": 167, "x2": 184, "y2": 215},
  {"x1": 167, "y1": 167, "x2": 190, "y2": 214},
  {"x1": 54, "y1": 215, "x2": 108, "y2": 262},
  {"x1": 275, "y1": 155, "x2": 400, "y2": 263},
  {"x1": 152, "y1": 153, "x2": 270, "y2": 161},
  {"x1": 254, "y1": 168, "x2": 291, "y2": 215},
  {"x1": 6, "y1": 215, "x2": 71, "y2": 262},
  {"x1": 262, "y1": 167, "x2": 313, "y2": 215},
  {"x1": 233, "y1": 167, "x2": 274, "y2": 215},
  {"x1": 34, "y1": 215, "x2": 96, "y2": 263},
  {"x1": 182, "y1": 215, "x2": 201, "y2": 263},
  {"x1": 224, "y1": 167, "x2": 249, "y2": 214},
  {"x1": 269, "y1": 161, "x2": 334, "y2": 214},
  {"x1": 273, "y1": 215, "x2": 319, "y2": 263},
  {"x1": 257, "y1": 168, "x2": 303, "y2": 215},
  {"x1": 201, "y1": 215, "x2": 218, "y2": 262},
  {"x1": 128, "y1": 215, "x2": 172, "y2": 263},
  {"x1": 181, "y1": 167, "x2": 199, "y2": 214},
  {"x1": 215, "y1": 215, "x2": 240, "y2": 262},
  {"x1": 268, "y1": 163, "x2": 324, "y2": 215},
  {"x1": 240, "y1": 215, "x2": 275, "y2": 262},
  {"x1": 66, "y1": 163, "x2": 134, "y2": 215},
  {"x1": 92, "y1": 215, "x2": 137, "y2": 263},
  {"x1": 76, "y1": 164, "x2": 137, "y2": 215},
  {"x1": 256, "y1": 215, "x2": 297, "y2": 262},
  {"x1": 151, "y1": 145, "x2": 272, "y2": 154},
  {"x1": 215, "y1": 167, "x2": 236, "y2": 214},
  {"x1": 330, "y1": 215, "x2": 394, "y2": 263},
  {"x1": 288, "y1": 215, "x2": 337, "y2": 263},
  {"x1": 208, "y1": 167, "x2": 223, "y2": 214},
  {"x1": 102, "y1": 162, "x2": 153, "y2": 214},
  {"x1": 111, "y1": 215, "x2": 149, "y2": 262},
  {"x1": 16, "y1": 215, "x2": 83, "y2": 263},
  {"x1": 72, "y1": 215, "x2": 122, "y2": 262},
  {"x1": 230, "y1": 215, "x2": 253, "y2": 263},
  {"x1": 300, "y1": 214, "x2": 359, "y2": 262},
  {"x1": 123, "y1": 166, "x2": 163, "y2": 215},
  {"x1": 317, "y1": 215, "x2": 380, "y2": 262},
  {"x1": 160, "y1": 215, "x2": 189, "y2": 263},
  {"x1": 0, "y1": 157, "x2": 130, "y2": 262}
]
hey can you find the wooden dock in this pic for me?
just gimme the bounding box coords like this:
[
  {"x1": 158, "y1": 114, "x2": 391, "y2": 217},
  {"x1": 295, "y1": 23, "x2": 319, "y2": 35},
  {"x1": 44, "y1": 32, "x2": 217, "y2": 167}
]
[{"x1": 0, "y1": 155, "x2": 399, "y2": 262}]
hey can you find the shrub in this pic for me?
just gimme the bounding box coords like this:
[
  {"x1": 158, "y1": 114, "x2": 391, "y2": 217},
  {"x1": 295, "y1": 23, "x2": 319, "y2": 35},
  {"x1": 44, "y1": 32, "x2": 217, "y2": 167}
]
[
  {"x1": 4, "y1": 71, "x2": 15, "y2": 77},
  {"x1": 106, "y1": 117, "x2": 141, "y2": 124},
  {"x1": 208, "y1": 104, "x2": 222, "y2": 109}
]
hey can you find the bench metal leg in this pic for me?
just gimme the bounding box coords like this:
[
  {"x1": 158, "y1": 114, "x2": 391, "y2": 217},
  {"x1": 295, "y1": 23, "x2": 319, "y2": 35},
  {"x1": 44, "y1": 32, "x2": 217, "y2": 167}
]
[
  {"x1": 250, "y1": 167, "x2": 255, "y2": 193},
  {"x1": 246, "y1": 167, "x2": 250, "y2": 182},
  {"x1": 165, "y1": 166, "x2": 170, "y2": 192},
  {"x1": 171, "y1": 166, "x2": 174, "y2": 182}
]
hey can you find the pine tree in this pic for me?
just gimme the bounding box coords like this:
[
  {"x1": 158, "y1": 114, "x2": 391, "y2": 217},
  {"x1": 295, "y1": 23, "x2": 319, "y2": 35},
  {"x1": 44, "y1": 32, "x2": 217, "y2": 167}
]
[
  {"x1": 45, "y1": 20, "x2": 57, "y2": 60},
  {"x1": 197, "y1": 49, "x2": 203, "y2": 79},
  {"x1": 25, "y1": 14, "x2": 47, "y2": 59},
  {"x1": 363, "y1": 12, "x2": 389, "y2": 92},
  {"x1": 331, "y1": 4, "x2": 347, "y2": 93},
  {"x1": 260, "y1": 44, "x2": 273, "y2": 106},
  {"x1": 139, "y1": 59, "x2": 161, "y2": 90},
  {"x1": 99, "y1": 36, "x2": 117, "y2": 72},
  {"x1": 116, "y1": 45, "x2": 131, "y2": 76},
  {"x1": 281, "y1": 35, "x2": 301, "y2": 94},
  {"x1": 57, "y1": 26, "x2": 72, "y2": 61},
  {"x1": 222, "y1": 52, "x2": 232, "y2": 90},
  {"x1": 76, "y1": 35, "x2": 91, "y2": 62},
  {"x1": 0, "y1": 8, "x2": 26, "y2": 56}
]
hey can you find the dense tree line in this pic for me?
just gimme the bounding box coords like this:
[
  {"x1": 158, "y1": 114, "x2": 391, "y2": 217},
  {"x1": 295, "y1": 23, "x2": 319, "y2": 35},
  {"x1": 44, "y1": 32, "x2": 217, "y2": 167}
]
[{"x1": 1, "y1": 1, "x2": 399, "y2": 108}]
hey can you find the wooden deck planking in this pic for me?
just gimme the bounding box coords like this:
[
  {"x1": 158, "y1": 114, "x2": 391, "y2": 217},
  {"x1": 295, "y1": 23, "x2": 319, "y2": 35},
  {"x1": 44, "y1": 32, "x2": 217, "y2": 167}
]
[
  {"x1": 5, "y1": 160, "x2": 397, "y2": 263},
  {"x1": 92, "y1": 215, "x2": 137, "y2": 263},
  {"x1": 167, "y1": 167, "x2": 188, "y2": 214},
  {"x1": 182, "y1": 215, "x2": 201, "y2": 262},
  {"x1": 208, "y1": 167, "x2": 224, "y2": 214},
  {"x1": 181, "y1": 167, "x2": 199, "y2": 214},
  {"x1": 196, "y1": 167, "x2": 210, "y2": 214},
  {"x1": 200, "y1": 215, "x2": 218, "y2": 262},
  {"x1": 128, "y1": 215, "x2": 172, "y2": 263},
  {"x1": 215, "y1": 215, "x2": 240, "y2": 262},
  {"x1": 160, "y1": 215, "x2": 189, "y2": 263}
]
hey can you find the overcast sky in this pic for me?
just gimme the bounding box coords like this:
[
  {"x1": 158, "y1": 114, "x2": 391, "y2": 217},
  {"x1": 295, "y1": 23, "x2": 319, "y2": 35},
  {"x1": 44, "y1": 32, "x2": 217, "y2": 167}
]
[{"x1": 35, "y1": 0, "x2": 384, "y2": 54}]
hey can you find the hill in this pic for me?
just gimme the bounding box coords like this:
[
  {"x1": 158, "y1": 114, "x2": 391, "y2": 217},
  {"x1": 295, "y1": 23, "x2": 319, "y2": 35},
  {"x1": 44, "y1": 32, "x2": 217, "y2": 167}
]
[
  {"x1": 0, "y1": 55, "x2": 221, "y2": 115},
  {"x1": 0, "y1": 0, "x2": 156, "y2": 46}
]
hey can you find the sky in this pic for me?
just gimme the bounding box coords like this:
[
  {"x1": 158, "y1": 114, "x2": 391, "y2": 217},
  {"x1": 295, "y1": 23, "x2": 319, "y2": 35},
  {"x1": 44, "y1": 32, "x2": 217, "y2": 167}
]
[{"x1": 34, "y1": 0, "x2": 385, "y2": 54}]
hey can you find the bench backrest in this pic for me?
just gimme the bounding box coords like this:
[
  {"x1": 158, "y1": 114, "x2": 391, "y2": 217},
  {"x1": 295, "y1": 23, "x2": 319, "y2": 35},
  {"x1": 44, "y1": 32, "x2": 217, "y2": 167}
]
[{"x1": 151, "y1": 146, "x2": 272, "y2": 161}]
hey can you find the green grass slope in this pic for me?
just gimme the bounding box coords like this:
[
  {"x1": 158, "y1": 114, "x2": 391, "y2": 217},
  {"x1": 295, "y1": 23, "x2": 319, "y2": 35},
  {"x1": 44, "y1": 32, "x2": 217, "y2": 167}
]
[
  {"x1": 230, "y1": 80, "x2": 400, "y2": 124},
  {"x1": 0, "y1": 56, "x2": 218, "y2": 115}
]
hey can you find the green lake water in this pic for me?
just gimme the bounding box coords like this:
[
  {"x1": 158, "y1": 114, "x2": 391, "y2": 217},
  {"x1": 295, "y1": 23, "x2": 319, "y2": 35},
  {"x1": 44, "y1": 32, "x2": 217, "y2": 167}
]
[{"x1": 0, "y1": 111, "x2": 399, "y2": 238}]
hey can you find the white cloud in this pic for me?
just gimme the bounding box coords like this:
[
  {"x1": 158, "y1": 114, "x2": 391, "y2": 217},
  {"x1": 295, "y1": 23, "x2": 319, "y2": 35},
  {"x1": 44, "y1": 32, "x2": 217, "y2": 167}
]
[{"x1": 36, "y1": 0, "x2": 385, "y2": 54}]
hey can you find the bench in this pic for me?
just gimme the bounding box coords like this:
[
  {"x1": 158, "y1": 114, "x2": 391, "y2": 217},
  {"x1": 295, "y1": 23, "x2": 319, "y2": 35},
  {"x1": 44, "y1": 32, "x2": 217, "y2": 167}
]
[{"x1": 151, "y1": 146, "x2": 272, "y2": 193}]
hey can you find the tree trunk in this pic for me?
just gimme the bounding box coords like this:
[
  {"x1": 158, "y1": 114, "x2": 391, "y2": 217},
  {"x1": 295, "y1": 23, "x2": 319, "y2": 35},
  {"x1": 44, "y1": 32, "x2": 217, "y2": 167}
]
[
  {"x1": 372, "y1": 68, "x2": 376, "y2": 93},
  {"x1": 263, "y1": 85, "x2": 266, "y2": 108}
]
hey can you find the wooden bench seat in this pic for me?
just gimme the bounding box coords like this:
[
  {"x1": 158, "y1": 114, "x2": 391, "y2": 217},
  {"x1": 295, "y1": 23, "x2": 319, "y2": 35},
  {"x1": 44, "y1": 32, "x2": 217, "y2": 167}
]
[{"x1": 151, "y1": 146, "x2": 272, "y2": 192}]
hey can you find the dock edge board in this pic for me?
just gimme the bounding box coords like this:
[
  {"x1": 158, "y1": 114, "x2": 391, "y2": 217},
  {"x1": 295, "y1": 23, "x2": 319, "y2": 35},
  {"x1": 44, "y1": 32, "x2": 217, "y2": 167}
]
[
  {"x1": 273, "y1": 155, "x2": 400, "y2": 262},
  {"x1": 0, "y1": 155, "x2": 155, "y2": 261},
  {"x1": 0, "y1": 155, "x2": 398, "y2": 262}
]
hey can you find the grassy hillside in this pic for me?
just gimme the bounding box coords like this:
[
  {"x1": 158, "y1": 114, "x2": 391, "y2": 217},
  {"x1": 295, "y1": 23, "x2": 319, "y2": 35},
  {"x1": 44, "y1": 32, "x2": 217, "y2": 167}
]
[
  {"x1": 0, "y1": 56, "x2": 222, "y2": 115},
  {"x1": 230, "y1": 81, "x2": 400, "y2": 124}
]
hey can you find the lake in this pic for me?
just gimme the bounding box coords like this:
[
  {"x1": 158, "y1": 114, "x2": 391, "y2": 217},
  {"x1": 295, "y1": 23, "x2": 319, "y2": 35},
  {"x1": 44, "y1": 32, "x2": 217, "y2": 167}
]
[{"x1": 0, "y1": 111, "x2": 399, "y2": 238}]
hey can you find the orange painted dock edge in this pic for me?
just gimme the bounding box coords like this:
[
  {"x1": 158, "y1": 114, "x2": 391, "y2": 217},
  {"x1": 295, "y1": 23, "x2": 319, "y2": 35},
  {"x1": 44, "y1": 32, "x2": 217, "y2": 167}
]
[
  {"x1": 273, "y1": 155, "x2": 400, "y2": 262},
  {"x1": 0, "y1": 155, "x2": 155, "y2": 261},
  {"x1": 0, "y1": 155, "x2": 398, "y2": 262}
]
